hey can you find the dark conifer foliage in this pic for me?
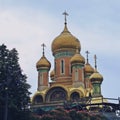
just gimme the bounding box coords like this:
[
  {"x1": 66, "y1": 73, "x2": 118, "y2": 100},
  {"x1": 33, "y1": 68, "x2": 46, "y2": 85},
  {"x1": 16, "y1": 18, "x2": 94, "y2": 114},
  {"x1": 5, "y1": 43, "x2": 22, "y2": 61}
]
[{"x1": 0, "y1": 44, "x2": 31, "y2": 120}]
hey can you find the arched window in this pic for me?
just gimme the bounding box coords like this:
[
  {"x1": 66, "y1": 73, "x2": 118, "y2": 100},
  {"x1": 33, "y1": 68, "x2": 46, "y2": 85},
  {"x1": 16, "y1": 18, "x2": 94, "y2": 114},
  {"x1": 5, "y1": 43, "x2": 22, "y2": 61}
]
[
  {"x1": 61, "y1": 60, "x2": 65, "y2": 74},
  {"x1": 33, "y1": 95, "x2": 43, "y2": 104},
  {"x1": 75, "y1": 69, "x2": 78, "y2": 81},
  {"x1": 70, "y1": 92, "x2": 80, "y2": 101},
  {"x1": 40, "y1": 73, "x2": 43, "y2": 85},
  {"x1": 45, "y1": 87, "x2": 67, "y2": 102}
]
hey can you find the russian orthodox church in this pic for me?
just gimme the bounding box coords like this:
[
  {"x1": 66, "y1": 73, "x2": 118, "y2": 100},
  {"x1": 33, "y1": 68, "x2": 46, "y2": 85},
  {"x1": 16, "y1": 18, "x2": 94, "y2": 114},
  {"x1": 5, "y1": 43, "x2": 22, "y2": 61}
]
[{"x1": 31, "y1": 12, "x2": 103, "y2": 107}]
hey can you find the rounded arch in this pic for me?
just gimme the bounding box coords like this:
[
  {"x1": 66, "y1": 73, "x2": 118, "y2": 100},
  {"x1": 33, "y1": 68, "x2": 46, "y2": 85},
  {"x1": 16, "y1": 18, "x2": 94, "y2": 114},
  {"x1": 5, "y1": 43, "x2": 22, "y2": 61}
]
[
  {"x1": 86, "y1": 89, "x2": 93, "y2": 97},
  {"x1": 45, "y1": 86, "x2": 68, "y2": 102},
  {"x1": 69, "y1": 87, "x2": 85, "y2": 100},
  {"x1": 32, "y1": 94, "x2": 43, "y2": 104},
  {"x1": 70, "y1": 92, "x2": 80, "y2": 101}
]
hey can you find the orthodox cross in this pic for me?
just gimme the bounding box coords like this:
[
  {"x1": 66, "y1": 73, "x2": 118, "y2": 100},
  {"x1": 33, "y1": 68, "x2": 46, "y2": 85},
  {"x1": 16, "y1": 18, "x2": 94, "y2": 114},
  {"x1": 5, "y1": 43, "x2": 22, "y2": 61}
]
[
  {"x1": 85, "y1": 50, "x2": 90, "y2": 63},
  {"x1": 63, "y1": 11, "x2": 69, "y2": 24},
  {"x1": 94, "y1": 54, "x2": 97, "y2": 70},
  {"x1": 41, "y1": 43, "x2": 46, "y2": 56}
]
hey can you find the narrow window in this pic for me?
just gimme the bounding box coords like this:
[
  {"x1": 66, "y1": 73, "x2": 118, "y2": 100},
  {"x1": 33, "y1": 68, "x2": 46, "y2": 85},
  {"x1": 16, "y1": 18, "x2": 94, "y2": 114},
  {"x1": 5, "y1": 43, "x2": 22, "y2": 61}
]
[
  {"x1": 39, "y1": 73, "x2": 43, "y2": 85},
  {"x1": 69, "y1": 63, "x2": 72, "y2": 75},
  {"x1": 75, "y1": 69, "x2": 78, "y2": 81},
  {"x1": 61, "y1": 60, "x2": 65, "y2": 74},
  {"x1": 55, "y1": 61, "x2": 56, "y2": 74}
]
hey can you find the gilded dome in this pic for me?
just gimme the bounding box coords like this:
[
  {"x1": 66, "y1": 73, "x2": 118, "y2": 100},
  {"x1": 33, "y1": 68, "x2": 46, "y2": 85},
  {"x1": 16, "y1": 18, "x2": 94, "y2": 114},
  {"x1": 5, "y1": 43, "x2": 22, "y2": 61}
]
[
  {"x1": 50, "y1": 69, "x2": 55, "y2": 78},
  {"x1": 36, "y1": 56, "x2": 51, "y2": 69},
  {"x1": 90, "y1": 70, "x2": 103, "y2": 82},
  {"x1": 51, "y1": 24, "x2": 81, "y2": 55},
  {"x1": 70, "y1": 51, "x2": 85, "y2": 64},
  {"x1": 84, "y1": 63, "x2": 94, "y2": 73}
]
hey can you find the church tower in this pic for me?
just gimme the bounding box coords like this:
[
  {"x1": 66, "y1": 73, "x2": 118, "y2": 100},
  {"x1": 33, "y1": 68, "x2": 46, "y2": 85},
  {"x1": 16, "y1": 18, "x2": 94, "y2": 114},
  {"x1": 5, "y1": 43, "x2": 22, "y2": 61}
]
[
  {"x1": 70, "y1": 48, "x2": 85, "y2": 88},
  {"x1": 90, "y1": 55, "x2": 103, "y2": 97},
  {"x1": 51, "y1": 12, "x2": 81, "y2": 85},
  {"x1": 84, "y1": 51, "x2": 94, "y2": 89},
  {"x1": 36, "y1": 44, "x2": 51, "y2": 91},
  {"x1": 32, "y1": 12, "x2": 104, "y2": 106}
]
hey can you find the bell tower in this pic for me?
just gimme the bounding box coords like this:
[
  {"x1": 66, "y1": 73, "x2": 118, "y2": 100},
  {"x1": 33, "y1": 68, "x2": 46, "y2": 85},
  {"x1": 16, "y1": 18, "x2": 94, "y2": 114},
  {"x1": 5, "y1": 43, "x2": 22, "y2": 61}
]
[
  {"x1": 90, "y1": 55, "x2": 103, "y2": 97},
  {"x1": 51, "y1": 12, "x2": 81, "y2": 85},
  {"x1": 36, "y1": 43, "x2": 51, "y2": 91},
  {"x1": 70, "y1": 48, "x2": 85, "y2": 88}
]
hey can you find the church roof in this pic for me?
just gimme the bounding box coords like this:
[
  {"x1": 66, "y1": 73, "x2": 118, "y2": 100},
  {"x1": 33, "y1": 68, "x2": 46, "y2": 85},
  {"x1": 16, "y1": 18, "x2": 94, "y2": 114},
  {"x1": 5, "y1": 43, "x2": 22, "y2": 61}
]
[
  {"x1": 36, "y1": 55, "x2": 51, "y2": 69},
  {"x1": 90, "y1": 70, "x2": 103, "y2": 82},
  {"x1": 84, "y1": 63, "x2": 94, "y2": 73},
  {"x1": 51, "y1": 16, "x2": 81, "y2": 55},
  {"x1": 70, "y1": 48, "x2": 85, "y2": 64},
  {"x1": 90, "y1": 55, "x2": 103, "y2": 82},
  {"x1": 50, "y1": 69, "x2": 55, "y2": 77}
]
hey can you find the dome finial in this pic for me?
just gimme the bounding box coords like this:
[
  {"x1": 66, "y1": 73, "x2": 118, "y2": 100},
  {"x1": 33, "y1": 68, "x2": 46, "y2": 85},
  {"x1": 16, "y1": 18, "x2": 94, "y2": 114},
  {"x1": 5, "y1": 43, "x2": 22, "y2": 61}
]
[
  {"x1": 41, "y1": 43, "x2": 46, "y2": 56},
  {"x1": 63, "y1": 11, "x2": 69, "y2": 25},
  {"x1": 94, "y1": 54, "x2": 97, "y2": 70},
  {"x1": 85, "y1": 50, "x2": 90, "y2": 64}
]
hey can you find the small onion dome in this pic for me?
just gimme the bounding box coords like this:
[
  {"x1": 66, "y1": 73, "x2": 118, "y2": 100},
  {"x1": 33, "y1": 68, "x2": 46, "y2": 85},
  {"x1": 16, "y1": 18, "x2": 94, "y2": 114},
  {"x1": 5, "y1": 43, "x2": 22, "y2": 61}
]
[
  {"x1": 70, "y1": 52, "x2": 85, "y2": 64},
  {"x1": 51, "y1": 24, "x2": 81, "y2": 55},
  {"x1": 84, "y1": 63, "x2": 94, "y2": 73},
  {"x1": 36, "y1": 56, "x2": 51, "y2": 70},
  {"x1": 90, "y1": 70, "x2": 103, "y2": 82},
  {"x1": 50, "y1": 69, "x2": 55, "y2": 78}
]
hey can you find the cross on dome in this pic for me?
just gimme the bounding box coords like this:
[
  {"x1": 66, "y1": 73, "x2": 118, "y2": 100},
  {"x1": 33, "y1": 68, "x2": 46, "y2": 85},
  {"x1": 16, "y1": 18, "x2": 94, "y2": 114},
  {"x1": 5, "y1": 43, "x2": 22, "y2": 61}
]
[
  {"x1": 41, "y1": 43, "x2": 46, "y2": 56},
  {"x1": 85, "y1": 50, "x2": 90, "y2": 63},
  {"x1": 62, "y1": 11, "x2": 69, "y2": 25},
  {"x1": 94, "y1": 54, "x2": 97, "y2": 70}
]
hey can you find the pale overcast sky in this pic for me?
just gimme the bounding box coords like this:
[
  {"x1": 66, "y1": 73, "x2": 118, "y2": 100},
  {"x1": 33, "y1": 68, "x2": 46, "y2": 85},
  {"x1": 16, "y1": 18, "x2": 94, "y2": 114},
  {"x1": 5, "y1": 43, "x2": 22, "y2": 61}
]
[{"x1": 0, "y1": 0, "x2": 120, "y2": 99}]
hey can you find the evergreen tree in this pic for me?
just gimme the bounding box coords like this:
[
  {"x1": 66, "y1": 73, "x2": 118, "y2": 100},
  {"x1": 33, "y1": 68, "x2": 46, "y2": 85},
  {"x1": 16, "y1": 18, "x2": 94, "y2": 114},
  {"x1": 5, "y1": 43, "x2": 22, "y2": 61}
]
[{"x1": 0, "y1": 44, "x2": 31, "y2": 120}]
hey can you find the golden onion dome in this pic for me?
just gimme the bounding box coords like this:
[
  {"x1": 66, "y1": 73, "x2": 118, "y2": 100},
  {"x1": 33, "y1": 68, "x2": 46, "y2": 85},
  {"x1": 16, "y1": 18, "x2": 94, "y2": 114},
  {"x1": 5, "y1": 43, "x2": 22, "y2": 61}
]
[
  {"x1": 84, "y1": 63, "x2": 94, "y2": 73},
  {"x1": 90, "y1": 70, "x2": 103, "y2": 82},
  {"x1": 70, "y1": 53, "x2": 85, "y2": 64},
  {"x1": 50, "y1": 69, "x2": 55, "y2": 78},
  {"x1": 36, "y1": 55, "x2": 51, "y2": 70},
  {"x1": 51, "y1": 24, "x2": 81, "y2": 55}
]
